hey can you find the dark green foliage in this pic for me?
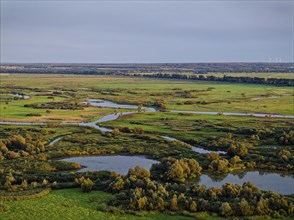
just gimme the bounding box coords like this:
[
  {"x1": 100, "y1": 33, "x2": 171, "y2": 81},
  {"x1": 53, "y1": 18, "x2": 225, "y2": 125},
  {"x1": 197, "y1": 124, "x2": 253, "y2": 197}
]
[
  {"x1": 1, "y1": 134, "x2": 45, "y2": 159},
  {"x1": 109, "y1": 166, "x2": 294, "y2": 217},
  {"x1": 24, "y1": 101, "x2": 85, "y2": 110}
]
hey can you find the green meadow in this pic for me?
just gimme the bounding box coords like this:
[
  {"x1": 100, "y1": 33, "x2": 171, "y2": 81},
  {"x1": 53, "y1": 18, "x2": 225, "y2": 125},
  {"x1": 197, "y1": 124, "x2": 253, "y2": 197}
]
[
  {"x1": 0, "y1": 188, "x2": 206, "y2": 220},
  {"x1": 0, "y1": 74, "x2": 293, "y2": 122}
]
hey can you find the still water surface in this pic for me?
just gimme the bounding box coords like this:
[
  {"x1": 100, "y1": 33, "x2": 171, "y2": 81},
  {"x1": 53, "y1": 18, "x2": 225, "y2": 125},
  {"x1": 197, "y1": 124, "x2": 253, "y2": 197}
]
[{"x1": 60, "y1": 155, "x2": 159, "y2": 174}]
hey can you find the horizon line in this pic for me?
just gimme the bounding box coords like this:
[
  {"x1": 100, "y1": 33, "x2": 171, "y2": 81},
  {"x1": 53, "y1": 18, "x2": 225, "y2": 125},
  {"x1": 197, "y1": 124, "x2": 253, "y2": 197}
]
[{"x1": 1, "y1": 62, "x2": 293, "y2": 65}]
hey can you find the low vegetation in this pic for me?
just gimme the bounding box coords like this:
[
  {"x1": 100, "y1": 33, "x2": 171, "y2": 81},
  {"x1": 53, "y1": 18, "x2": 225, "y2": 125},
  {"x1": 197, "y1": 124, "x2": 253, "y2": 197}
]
[{"x1": 0, "y1": 74, "x2": 293, "y2": 219}]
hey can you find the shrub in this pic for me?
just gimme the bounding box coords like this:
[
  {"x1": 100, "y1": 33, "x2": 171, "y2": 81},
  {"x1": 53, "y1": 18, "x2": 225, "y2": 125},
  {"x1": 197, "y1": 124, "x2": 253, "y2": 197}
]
[
  {"x1": 81, "y1": 178, "x2": 94, "y2": 192},
  {"x1": 0, "y1": 204, "x2": 9, "y2": 212}
]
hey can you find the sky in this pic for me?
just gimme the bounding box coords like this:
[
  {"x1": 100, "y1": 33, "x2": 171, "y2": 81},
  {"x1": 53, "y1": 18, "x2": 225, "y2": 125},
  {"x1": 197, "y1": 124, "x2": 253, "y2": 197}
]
[{"x1": 0, "y1": 0, "x2": 293, "y2": 63}]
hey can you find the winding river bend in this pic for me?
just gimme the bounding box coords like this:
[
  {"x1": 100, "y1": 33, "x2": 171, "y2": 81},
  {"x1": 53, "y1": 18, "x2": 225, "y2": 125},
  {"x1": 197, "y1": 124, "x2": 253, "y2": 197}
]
[
  {"x1": 1, "y1": 99, "x2": 294, "y2": 194},
  {"x1": 1, "y1": 99, "x2": 293, "y2": 128},
  {"x1": 2, "y1": 99, "x2": 293, "y2": 152},
  {"x1": 85, "y1": 99, "x2": 294, "y2": 118}
]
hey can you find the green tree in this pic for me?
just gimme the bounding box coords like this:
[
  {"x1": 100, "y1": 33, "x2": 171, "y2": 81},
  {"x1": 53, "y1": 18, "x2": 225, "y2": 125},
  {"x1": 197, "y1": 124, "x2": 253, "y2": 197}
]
[
  {"x1": 230, "y1": 155, "x2": 241, "y2": 167},
  {"x1": 189, "y1": 201, "x2": 197, "y2": 212},
  {"x1": 209, "y1": 158, "x2": 229, "y2": 173},
  {"x1": 128, "y1": 166, "x2": 151, "y2": 180},
  {"x1": 112, "y1": 128, "x2": 121, "y2": 135},
  {"x1": 170, "y1": 195, "x2": 178, "y2": 211},
  {"x1": 0, "y1": 142, "x2": 8, "y2": 153},
  {"x1": 81, "y1": 178, "x2": 94, "y2": 192},
  {"x1": 137, "y1": 196, "x2": 148, "y2": 210},
  {"x1": 228, "y1": 142, "x2": 248, "y2": 158},
  {"x1": 21, "y1": 179, "x2": 28, "y2": 190},
  {"x1": 278, "y1": 149, "x2": 291, "y2": 161},
  {"x1": 111, "y1": 177, "x2": 125, "y2": 192},
  {"x1": 239, "y1": 198, "x2": 252, "y2": 216},
  {"x1": 256, "y1": 198, "x2": 270, "y2": 215},
  {"x1": 208, "y1": 152, "x2": 219, "y2": 161},
  {"x1": 137, "y1": 104, "x2": 143, "y2": 113},
  {"x1": 220, "y1": 202, "x2": 233, "y2": 216}
]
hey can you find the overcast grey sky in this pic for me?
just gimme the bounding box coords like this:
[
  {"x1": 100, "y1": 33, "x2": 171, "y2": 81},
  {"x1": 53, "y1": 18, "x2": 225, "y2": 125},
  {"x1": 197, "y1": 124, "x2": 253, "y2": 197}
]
[{"x1": 0, "y1": 0, "x2": 293, "y2": 63}]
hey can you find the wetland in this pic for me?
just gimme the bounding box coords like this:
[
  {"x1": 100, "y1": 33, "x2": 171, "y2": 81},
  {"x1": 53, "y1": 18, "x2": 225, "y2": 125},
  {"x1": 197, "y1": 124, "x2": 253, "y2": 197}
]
[{"x1": 0, "y1": 74, "x2": 293, "y2": 219}]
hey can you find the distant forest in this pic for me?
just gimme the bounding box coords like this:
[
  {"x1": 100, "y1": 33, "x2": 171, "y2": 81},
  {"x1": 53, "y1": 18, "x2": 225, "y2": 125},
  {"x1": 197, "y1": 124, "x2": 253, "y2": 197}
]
[{"x1": 1, "y1": 63, "x2": 293, "y2": 86}]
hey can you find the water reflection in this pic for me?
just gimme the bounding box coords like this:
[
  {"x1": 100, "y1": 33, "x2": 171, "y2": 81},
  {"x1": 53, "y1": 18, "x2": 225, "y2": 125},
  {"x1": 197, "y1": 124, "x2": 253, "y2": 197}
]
[
  {"x1": 60, "y1": 155, "x2": 159, "y2": 174},
  {"x1": 195, "y1": 171, "x2": 294, "y2": 195}
]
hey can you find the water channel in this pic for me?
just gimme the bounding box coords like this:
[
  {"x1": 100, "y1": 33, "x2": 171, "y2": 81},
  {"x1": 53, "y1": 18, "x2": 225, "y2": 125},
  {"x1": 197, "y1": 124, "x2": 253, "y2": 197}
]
[{"x1": 2, "y1": 98, "x2": 294, "y2": 194}]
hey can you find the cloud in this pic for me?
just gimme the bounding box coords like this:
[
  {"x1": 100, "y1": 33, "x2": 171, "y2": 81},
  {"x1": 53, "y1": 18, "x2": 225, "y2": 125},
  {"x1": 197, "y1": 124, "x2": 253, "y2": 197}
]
[{"x1": 1, "y1": 0, "x2": 292, "y2": 62}]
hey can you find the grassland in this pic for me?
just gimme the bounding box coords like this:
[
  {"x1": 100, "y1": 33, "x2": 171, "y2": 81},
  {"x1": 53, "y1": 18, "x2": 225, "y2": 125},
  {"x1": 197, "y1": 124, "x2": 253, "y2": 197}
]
[
  {"x1": 1, "y1": 188, "x2": 206, "y2": 220},
  {"x1": 103, "y1": 111, "x2": 292, "y2": 141},
  {"x1": 0, "y1": 74, "x2": 293, "y2": 121}
]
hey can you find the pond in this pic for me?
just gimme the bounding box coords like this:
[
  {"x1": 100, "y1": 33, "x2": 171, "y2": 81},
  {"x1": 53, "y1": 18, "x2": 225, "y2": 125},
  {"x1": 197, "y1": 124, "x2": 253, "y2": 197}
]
[
  {"x1": 60, "y1": 155, "x2": 293, "y2": 194},
  {"x1": 196, "y1": 171, "x2": 294, "y2": 195},
  {"x1": 60, "y1": 155, "x2": 159, "y2": 174}
]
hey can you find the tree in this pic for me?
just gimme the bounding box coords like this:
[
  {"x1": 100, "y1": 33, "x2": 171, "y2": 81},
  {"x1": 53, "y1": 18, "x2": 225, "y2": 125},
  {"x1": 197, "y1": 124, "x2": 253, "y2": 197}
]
[
  {"x1": 4, "y1": 181, "x2": 12, "y2": 191},
  {"x1": 209, "y1": 158, "x2": 229, "y2": 173},
  {"x1": 278, "y1": 149, "x2": 291, "y2": 161},
  {"x1": 7, "y1": 135, "x2": 26, "y2": 150},
  {"x1": 228, "y1": 142, "x2": 248, "y2": 158},
  {"x1": 7, "y1": 151, "x2": 20, "y2": 159},
  {"x1": 137, "y1": 196, "x2": 148, "y2": 210},
  {"x1": 42, "y1": 179, "x2": 49, "y2": 187},
  {"x1": 0, "y1": 142, "x2": 8, "y2": 153},
  {"x1": 112, "y1": 128, "x2": 121, "y2": 135},
  {"x1": 190, "y1": 201, "x2": 197, "y2": 212},
  {"x1": 256, "y1": 198, "x2": 270, "y2": 215},
  {"x1": 35, "y1": 141, "x2": 45, "y2": 152},
  {"x1": 111, "y1": 177, "x2": 125, "y2": 191},
  {"x1": 128, "y1": 166, "x2": 151, "y2": 180},
  {"x1": 239, "y1": 198, "x2": 252, "y2": 216},
  {"x1": 170, "y1": 195, "x2": 178, "y2": 211},
  {"x1": 21, "y1": 179, "x2": 28, "y2": 190},
  {"x1": 166, "y1": 158, "x2": 202, "y2": 182},
  {"x1": 167, "y1": 160, "x2": 185, "y2": 183},
  {"x1": 0, "y1": 152, "x2": 3, "y2": 160},
  {"x1": 208, "y1": 152, "x2": 219, "y2": 161},
  {"x1": 137, "y1": 104, "x2": 143, "y2": 113},
  {"x1": 230, "y1": 156, "x2": 241, "y2": 166},
  {"x1": 81, "y1": 178, "x2": 94, "y2": 192},
  {"x1": 30, "y1": 181, "x2": 38, "y2": 189},
  {"x1": 220, "y1": 202, "x2": 233, "y2": 216}
]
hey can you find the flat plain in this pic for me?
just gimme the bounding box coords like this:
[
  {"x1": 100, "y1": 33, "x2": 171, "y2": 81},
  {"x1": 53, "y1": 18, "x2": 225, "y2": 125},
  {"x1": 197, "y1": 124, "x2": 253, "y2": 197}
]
[{"x1": 0, "y1": 74, "x2": 293, "y2": 219}]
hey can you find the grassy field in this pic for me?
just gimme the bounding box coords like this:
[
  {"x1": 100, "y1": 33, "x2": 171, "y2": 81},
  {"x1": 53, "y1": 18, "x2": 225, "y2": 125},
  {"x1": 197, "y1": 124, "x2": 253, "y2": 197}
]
[
  {"x1": 0, "y1": 74, "x2": 293, "y2": 121},
  {"x1": 0, "y1": 188, "x2": 212, "y2": 220},
  {"x1": 103, "y1": 111, "x2": 292, "y2": 141}
]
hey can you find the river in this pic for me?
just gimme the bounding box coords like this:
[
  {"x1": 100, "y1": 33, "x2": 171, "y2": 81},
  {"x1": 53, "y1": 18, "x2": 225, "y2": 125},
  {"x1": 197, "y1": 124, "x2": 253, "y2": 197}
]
[{"x1": 2, "y1": 98, "x2": 293, "y2": 194}]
